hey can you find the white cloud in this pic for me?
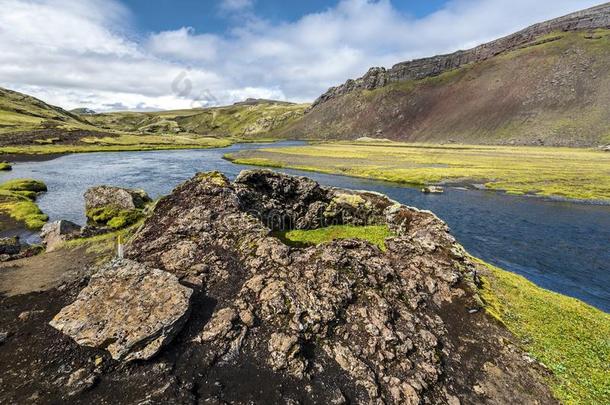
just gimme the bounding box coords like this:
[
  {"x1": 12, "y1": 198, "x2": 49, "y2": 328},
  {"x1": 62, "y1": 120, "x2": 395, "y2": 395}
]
[
  {"x1": 0, "y1": 0, "x2": 603, "y2": 111},
  {"x1": 220, "y1": 0, "x2": 255, "y2": 12}
]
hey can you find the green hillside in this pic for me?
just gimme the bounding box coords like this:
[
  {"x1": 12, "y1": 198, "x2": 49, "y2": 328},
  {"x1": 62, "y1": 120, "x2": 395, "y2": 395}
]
[
  {"x1": 0, "y1": 89, "x2": 308, "y2": 154},
  {"x1": 281, "y1": 30, "x2": 610, "y2": 147}
]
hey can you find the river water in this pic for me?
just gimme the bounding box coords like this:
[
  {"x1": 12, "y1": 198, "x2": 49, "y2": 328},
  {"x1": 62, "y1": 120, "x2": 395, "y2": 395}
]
[{"x1": 2, "y1": 141, "x2": 609, "y2": 312}]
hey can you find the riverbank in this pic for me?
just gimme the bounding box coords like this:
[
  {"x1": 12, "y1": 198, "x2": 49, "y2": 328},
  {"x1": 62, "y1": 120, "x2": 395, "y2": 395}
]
[
  {"x1": 225, "y1": 142, "x2": 610, "y2": 202},
  {"x1": 0, "y1": 134, "x2": 235, "y2": 155}
]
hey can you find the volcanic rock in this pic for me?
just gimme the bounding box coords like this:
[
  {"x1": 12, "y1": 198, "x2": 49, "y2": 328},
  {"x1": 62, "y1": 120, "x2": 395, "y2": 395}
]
[
  {"x1": 40, "y1": 220, "x2": 82, "y2": 252},
  {"x1": 49, "y1": 259, "x2": 192, "y2": 362},
  {"x1": 120, "y1": 169, "x2": 555, "y2": 404},
  {"x1": 84, "y1": 186, "x2": 151, "y2": 213}
]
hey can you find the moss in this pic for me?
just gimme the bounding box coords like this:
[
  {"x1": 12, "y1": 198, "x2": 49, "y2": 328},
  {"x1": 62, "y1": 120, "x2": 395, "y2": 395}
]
[
  {"x1": 0, "y1": 161, "x2": 12, "y2": 171},
  {"x1": 0, "y1": 178, "x2": 48, "y2": 229},
  {"x1": 0, "y1": 178, "x2": 47, "y2": 193},
  {"x1": 196, "y1": 171, "x2": 229, "y2": 186},
  {"x1": 277, "y1": 225, "x2": 393, "y2": 251},
  {"x1": 0, "y1": 200, "x2": 48, "y2": 229},
  {"x1": 86, "y1": 206, "x2": 143, "y2": 229},
  {"x1": 331, "y1": 193, "x2": 366, "y2": 207},
  {"x1": 476, "y1": 258, "x2": 610, "y2": 404},
  {"x1": 107, "y1": 210, "x2": 143, "y2": 229}
]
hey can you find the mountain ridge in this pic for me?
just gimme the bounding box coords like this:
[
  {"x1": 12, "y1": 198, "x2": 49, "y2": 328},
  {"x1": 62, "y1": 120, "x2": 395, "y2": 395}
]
[{"x1": 312, "y1": 3, "x2": 610, "y2": 107}]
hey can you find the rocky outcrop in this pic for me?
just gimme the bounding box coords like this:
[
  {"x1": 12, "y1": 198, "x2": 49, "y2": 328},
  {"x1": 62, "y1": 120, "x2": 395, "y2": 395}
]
[
  {"x1": 0, "y1": 236, "x2": 42, "y2": 261},
  {"x1": 84, "y1": 186, "x2": 151, "y2": 229},
  {"x1": 49, "y1": 259, "x2": 192, "y2": 362},
  {"x1": 40, "y1": 220, "x2": 81, "y2": 252},
  {"x1": 118, "y1": 170, "x2": 555, "y2": 404},
  {"x1": 84, "y1": 186, "x2": 151, "y2": 213},
  {"x1": 312, "y1": 3, "x2": 610, "y2": 108}
]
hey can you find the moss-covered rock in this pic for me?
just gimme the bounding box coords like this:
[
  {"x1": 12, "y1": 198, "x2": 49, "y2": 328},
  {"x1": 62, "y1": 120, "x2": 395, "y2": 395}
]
[
  {"x1": 0, "y1": 178, "x2": 48, "y2": 229},
  {"x1": 84, "y1": 185, "x2": 151, "y2": 230},
  {"x1": 0, "y1": 178, "x2": 47, "y2": 193},
  {"x1": 0, "y1": 161, "x2": 12, "y2": 171}
]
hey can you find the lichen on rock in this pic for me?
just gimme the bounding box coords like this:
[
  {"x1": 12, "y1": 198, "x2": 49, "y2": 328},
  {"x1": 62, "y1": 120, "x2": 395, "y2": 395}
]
[
  {"x1": 84, "y1": 185, "x2": 151, "y2": 229},
  {"x1": 115, "y1": 169, "x2": 555, "y2": 403},
  {"x1": 49, "y1": 259, "x2": 192, "y2": 362}
]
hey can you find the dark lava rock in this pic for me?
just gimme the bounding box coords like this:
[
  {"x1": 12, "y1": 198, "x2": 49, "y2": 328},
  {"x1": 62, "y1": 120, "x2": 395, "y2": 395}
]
[
  {"x1": 0, "y1": 236, "x2": 41, "y2": 262},
  {"x1": 112, "y1": 170, "x2": 556, "y2": 404}
]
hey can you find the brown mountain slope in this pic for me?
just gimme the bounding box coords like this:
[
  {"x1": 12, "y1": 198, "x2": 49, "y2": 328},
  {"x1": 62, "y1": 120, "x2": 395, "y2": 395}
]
[{"x1": 279, "y1": 5, "x2": 610, "y2": 146}]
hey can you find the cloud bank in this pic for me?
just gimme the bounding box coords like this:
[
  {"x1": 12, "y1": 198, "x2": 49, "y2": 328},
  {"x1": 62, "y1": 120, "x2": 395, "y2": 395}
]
[{"x1": 0, "y1": 0, "x2": 602, "y2": 111}]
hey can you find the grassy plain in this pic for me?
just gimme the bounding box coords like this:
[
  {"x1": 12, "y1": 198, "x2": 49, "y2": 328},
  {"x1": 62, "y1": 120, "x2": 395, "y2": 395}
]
[
  {"x1": 0, "y1": 134, "x2": 232, "y2": 155},
  {"x1": 226, "y1": 142, "x2": 610, "y2": 201},
  {"x1": 478, "y1": 259, "x2": 610, "y2": 405}
]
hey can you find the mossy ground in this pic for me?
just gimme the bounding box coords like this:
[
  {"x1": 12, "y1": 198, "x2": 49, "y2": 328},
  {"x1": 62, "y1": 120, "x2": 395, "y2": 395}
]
[
  {"x1": 86, "y1": 207, "x2": 144, "y2": 230},
  {"x1": 0, "y1": 135, "x2": 232, "y2": 155},
  {"x1": 226, "y1": 142, "x2": 610, "y2": 201},
  {"x1": 477, "y1": 259, "x2": 610, "y2": 405},
  {"x1": 276, "y1": 224, "x2": 393, "y2": 251},
  {"x1": 0, "y1": 179, "x2": 48, "y2": 229},
  {"x1": 63, "y1": 220, "x2": 143, "y2": 260}
]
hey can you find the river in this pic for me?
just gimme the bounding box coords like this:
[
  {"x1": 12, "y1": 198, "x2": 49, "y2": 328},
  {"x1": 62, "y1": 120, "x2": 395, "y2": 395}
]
[{"x1": 1, "y1": 141, "x2": 609, "y2": 312}]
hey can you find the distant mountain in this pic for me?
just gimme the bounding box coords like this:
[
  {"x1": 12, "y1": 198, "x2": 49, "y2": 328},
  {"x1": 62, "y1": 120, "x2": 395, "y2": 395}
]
[
  {"x1": 85, "y1": 101, "x2": 308, "y2": 139},
  {"x1": 70, "y1": 108, "x2": 97, "y2": 115},
  {"x1": 280, "y1": 3, "x2": 610, "y2": 146}
]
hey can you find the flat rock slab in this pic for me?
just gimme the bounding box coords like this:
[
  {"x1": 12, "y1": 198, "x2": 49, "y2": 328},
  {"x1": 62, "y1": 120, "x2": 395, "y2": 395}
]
[{"x1": 49, "y1": 259, "x2": 192, "y2": 362}]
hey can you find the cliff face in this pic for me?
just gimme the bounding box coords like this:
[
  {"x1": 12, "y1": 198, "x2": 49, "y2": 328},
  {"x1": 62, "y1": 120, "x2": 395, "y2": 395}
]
[
  {"x1": 281, "y1": 9, "x2": 610, "y2": 146},
  {"x1": 313, "y1": 3, "x2": 610, "y2": 108}
]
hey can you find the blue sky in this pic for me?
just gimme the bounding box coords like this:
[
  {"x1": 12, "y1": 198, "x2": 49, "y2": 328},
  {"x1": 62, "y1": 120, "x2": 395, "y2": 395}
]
[
  {"x1": 122, "y1": 0, "x2": 448, "y2": 34},
  {"x1": 0, "y1": 0, "x2": 603, "y2": 111}
]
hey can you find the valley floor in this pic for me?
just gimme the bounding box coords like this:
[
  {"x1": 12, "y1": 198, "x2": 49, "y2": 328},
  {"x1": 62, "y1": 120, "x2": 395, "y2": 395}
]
[
  {"x1": 0, "y1": 133, "x2": 234, "y2": 155},
  {"x1": 225, "y1": 141, "x2": 610, "y2": 202}
]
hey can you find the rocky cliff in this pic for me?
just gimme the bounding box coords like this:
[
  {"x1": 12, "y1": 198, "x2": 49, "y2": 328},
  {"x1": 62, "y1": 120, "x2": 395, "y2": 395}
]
[
  {"x1": 313, "y1": 3, "x2": 610, "y2": 107},
  {"x1": 33, "y1": 170, "x2": 557, "y2": 404},
  {"x1": 280, "y1": 4, "x2": 610, "y2": 146}
]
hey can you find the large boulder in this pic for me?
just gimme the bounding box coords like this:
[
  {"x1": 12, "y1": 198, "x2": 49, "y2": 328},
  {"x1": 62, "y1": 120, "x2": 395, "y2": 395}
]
[
  {"x1": 120, "y1": 170, "x2": 554, "y2": 404},
  {"x1": 84, "y1": 186, "x2": 151, "y2": 229},
  {"x1": 40, "y1": 220, "x2": 82, "y2": 252},
  {"x1": 49, "y1": 259, "x2": 192, "y2": 362}
]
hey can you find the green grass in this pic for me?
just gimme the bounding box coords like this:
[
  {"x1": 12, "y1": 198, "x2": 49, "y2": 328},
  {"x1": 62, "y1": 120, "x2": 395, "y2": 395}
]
[
  {"x1": 0, "y1": 137, "x2": 232, "y2": 155},
  {"x1": 477, "y1": 259, "x2": 610, "y2": 404},
  {"x1": 0, "y1": 87, "x2": 309, "y2": 154},
  {"x1": 0, "y1": 178, "x2": 47, "y2": 192},
  {"x1": 63, "y1": 219, "x2": 143, "y2": 259},
  {"x1": 0, "y1": 178, "x2": 49, "y2": 229},
  {"x1": 0, "y1": 200, "x2": 48, "y2": 229},
  {"x1": 83, "y1": 101, "x2": 308, "y2": 139},
  {"x1": 226, "y1": 142, "x2": 610, "y2": 201},
  {"x1": 276, "y1": 224, "x2": 393, "y2": 250}
]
